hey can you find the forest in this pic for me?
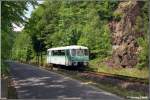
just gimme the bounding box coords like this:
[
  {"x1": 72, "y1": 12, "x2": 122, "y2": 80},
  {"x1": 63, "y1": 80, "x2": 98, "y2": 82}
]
[{"x1": 1, "y1": 0, "x2": 149, "y2": 77}]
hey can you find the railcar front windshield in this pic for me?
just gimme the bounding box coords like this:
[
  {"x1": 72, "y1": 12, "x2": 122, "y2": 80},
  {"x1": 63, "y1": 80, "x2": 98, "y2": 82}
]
[{"x1": 71, "y1": 49, "x2": 89, "y2": 56}]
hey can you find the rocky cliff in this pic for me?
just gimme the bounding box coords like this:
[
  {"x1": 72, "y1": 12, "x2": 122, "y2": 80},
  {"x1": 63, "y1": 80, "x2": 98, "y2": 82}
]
[{"x1": 109, "y1": 1, "x2": 146, "y2": 68}]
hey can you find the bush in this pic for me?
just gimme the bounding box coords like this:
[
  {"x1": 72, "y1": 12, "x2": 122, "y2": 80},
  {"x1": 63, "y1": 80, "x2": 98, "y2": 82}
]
[
  {"x1": 137, "y1": 37, "x2": 148, "y2": 69},
  {"x1": 113, "y1": 11, "x2": 122, "y2": 21},
  {"x1": 1, "y1": 61, "x2": 9, "y2": 77},
  {"x1": 90, "y1": 49, "x2": 112, "y2": 60}
]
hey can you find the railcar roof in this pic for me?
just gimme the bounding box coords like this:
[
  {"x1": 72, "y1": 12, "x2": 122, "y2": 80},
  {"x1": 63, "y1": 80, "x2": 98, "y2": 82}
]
[{"x1": 47, "y1": 45, "x2": 88, "y2": 51}]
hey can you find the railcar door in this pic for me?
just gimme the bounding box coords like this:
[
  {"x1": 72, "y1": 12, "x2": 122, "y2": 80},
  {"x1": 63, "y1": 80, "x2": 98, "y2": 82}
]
[{"x1": 65, "y1": 49, "x2": 71, "y2": 66}]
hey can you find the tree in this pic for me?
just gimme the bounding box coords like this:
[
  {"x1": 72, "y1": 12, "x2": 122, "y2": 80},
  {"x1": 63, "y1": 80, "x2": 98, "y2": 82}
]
[
  {"x1": 22, "y1": 0, "x2": 118, "y2": 63},
  {"x1": 12, "y1": 31, "x2": 34, "y2": 62},
  {"x1": 1, "y1": 1, "x2": 37, "y2": 75}
]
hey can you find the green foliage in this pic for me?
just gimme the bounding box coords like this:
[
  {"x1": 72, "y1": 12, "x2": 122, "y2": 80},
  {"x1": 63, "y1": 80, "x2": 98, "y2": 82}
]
[
  {"x1": 21, "y1": 0, "x2": 118, "y2": 62},
  {"x1": 97, "y1": 0, "x2": 119, "y2": 21},
  {"x1": 12, "y1": 32, "x2": 34, "y2": 62},
  {"x1": 28, "y1": 0, "x2": 116, "y2": 46},
  {"x1": 137, "y1": 37, "x2": 148, "y2": 69},
  {"x1": 135, "y1": 2, "x2": 149, "y2": 69}
]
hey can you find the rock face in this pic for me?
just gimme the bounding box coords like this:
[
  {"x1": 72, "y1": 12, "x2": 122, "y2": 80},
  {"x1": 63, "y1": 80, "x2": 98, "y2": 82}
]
[{"x1": 109, "y1": 1, "x2": 144, "y2": 67}]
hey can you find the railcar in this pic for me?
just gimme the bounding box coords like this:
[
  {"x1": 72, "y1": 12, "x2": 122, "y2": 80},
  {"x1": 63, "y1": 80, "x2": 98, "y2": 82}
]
[{"x1": 47, "y1": 45, "x2": 89, "y2": 67}]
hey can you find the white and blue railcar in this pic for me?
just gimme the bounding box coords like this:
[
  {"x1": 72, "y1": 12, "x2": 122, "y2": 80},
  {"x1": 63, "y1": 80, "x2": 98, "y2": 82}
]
[{"x1": 47, "y1": 45, "x2": 89, "y2": 67}]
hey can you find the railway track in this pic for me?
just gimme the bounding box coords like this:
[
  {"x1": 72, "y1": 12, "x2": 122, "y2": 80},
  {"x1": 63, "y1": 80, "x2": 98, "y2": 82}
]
[
  {"x1": 83, "y1": 71, "x2": 149, "y2": 84},
  {"x1": 53, "y1": 66, "x2": 149, "y2": 85}
]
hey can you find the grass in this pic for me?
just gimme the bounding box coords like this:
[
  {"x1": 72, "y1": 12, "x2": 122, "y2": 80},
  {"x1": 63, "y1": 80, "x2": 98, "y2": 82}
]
[
  {"x1": 1, "y1": 61, "x2": 10, "y2": 77},
  {"x1": 89, "y1": 57, "x2": 149, "y2": 79}
]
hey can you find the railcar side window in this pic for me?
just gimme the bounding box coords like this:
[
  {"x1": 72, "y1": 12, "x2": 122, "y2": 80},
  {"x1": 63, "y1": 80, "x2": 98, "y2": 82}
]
[
  {"x1": 58, "y1": 50, "x2": 65, "y2": 56},
  {"x1": 71, "y1": 49, "x2": 89, "y2": 56},
  {"x1": 52, "y1": 50, "x2": 58, "y2": 56},
  {"x1": 52, "y1": 50, "x2": 55, "y2": 56},
  {"x1": 51, "y1": 50, "x2": 65, "y2": 56}
]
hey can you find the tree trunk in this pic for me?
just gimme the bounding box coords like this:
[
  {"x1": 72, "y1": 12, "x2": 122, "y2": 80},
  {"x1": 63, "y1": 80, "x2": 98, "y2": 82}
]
[
  {"x1": 36, "y1": 52, "x2": 39, "y2": 65},
  {"x1": 40, "y1": 52, "x2": 43, "y2": 66}
]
